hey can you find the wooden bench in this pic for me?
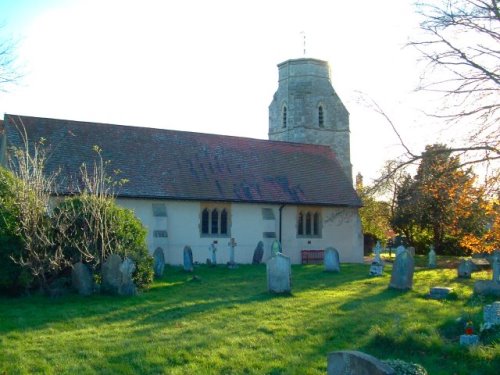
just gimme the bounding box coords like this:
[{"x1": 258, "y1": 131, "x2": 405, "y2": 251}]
[{"x1": 301, "y1": 250, "x2": 324, "y2": 264}]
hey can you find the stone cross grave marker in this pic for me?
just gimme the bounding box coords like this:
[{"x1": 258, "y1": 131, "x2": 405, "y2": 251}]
[{"x1": 228, "y1": 238, "x2": 238, "y2": 268}]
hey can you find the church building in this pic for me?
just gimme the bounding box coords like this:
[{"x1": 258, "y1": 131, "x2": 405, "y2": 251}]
[{"x1": 0, "y1": 58, "x2": 363, "y2": 265}]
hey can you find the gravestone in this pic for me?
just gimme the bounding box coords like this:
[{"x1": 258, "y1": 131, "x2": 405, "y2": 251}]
[
  {"x1": 407, "y1": 246, "x2": 416, "y2": 257},
  {"x1": 271, "y1": 240, "x2": 281, "y2": 256},
  {"x1": 252, "y1": 241, "x2": 264, "y2": 264},
  {"x1": 457, "y1": 259, "x2": 473, "y2": 278},
  {"x1": 71, "y1": 262, "x2": 93, "y2": 296},
  {"x1": 370, "y1": 241, "x2": 384, "y2": 276},
  {"x1": 183, "y1": 246, "x2": 194, "y2": 272},
  {"x1": 395, "y1": 245, "x2": 406, "y2": 257},
  {"x1": 267, "y1": 253, "x2": 291, "y2": 293},
  {"x1": 428, "y1": 245, "x2": 437, "y2": 268},
  {"x1": 209, "y1": 242, "x2": 217, "y2": 266},
  {"x1": 119, "y1": 258, "x2": 137, "y2": 296},
  {"x1": 324, "y1": 247, "x2": 340, "y2": 272},
  {"x1": 389, "y1": 249, "x2": 414, "y2": 290},
  {"x1": 483, "y1": 301, "x2": 500, "y2": 326},
  {"x1": 428, "y1": 286, "x2": 453, "y2": 300},
  {"x1": 153, "y1": 247, "x2": 165, "y2": 278},
  {"x1": 327, "y1": 350, "x2": 395, "y2": 375},
  {"x1": 474, "y1": 280, "x2": 500, "y2": 297},
  {"x1": 460, "y1": 334, "x2": 479, "y2": 346},
  {"x1": 101, "y1": 254, "x2": 123, "y2": 294},
  {"x1": 227, "y1": 238, "x2": 238, "y2": 269}
]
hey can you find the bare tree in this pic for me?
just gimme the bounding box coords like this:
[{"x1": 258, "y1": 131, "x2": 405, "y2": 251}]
[
  {"x1": 409, "y1": 0, "x2": 499, "y2": 163},
  {"x1": 0, "y1": 27, "x2": 20, "y2": 90}
]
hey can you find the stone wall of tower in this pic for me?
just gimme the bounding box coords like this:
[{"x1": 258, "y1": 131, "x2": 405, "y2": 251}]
[{"x1": 268, "y1": 58, "x2": 352, "y2": 183}]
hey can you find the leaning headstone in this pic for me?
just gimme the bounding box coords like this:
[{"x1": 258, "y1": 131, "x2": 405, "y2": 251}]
[
  {"x1": 267, "y1": 253, "x2": 291, "y2": 293},
  {"x1": 252, "y1": 241, "x2": 264, "y2": 264},
  {"x1": 101, "y1": 254, "x2": 123, "y2": 294},
  {"x1": 324, "y1": 247, "x2": 340, "y2": 272},
  {"x1": 153, "y1": 247, "x2": 165, "y2": 278},
  {"x1": 71, "y1": 262, "x2": 93, "y2": 296},
  {"x1": 457, "y1": 259, "x2": 473, "y2": 278},
  {"x1": 183, "y1": 246, "x2": 194, "y2": 272},
  {"x1": 327, "y1": 350, "x2": 395, "y2": 375},
  {"x1": 119, "y1": 258, "x2": 137, "y2": 296},
  {"x1": 271, "y1": 240, "x2": 281, "y2": 256},
  {"x1": 428, "y1": 245, "x2": 437, "y2": 268},
  {"x1": 389, "y1": 249, "x2": 414, "y2": 290},
  {"x1": 395, "y1": 245, "x2": 406, "y2": 257},
  {"x1": 483, "y1": 301, "x2": 500, "y2": 326},
  {"x1": 428, "y1": 286, "x2": 453, "y2": 300}
]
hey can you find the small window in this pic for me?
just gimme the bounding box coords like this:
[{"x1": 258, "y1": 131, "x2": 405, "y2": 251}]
[
  {"x1": 152, "y1": 203, "x2": 167, "y2": 217},
  {"x1": 305, "y1": 212, "x2": 312, "y2": 235},
  {"x1": 298, "y1": 212, "x2": 304, "y2": 235},
  {"x1": 201, "y1": 208, "x2": 209, "y2": 234},
  {"x1": 220, "y1": 209, "x2": 228, "y2": 235},
  {"x1": 211, "y1": 209, "x2": 219, "y2": 234},
  {"x1": 262, "y1": 208, "x2": 275, "y2": 220},
  {"x1": 200, "y1": 204, "x2": 231, "y2": 237},
  {"x1": 297, "y1": 208, "x2": 322, "y2": 238},
  {"x1": 263, "y1": 232, "x2": 276, "y2": 238},
  {"x1": 153, "y1": 230, "x2": 168, "y2": 238},
  {"x1": 318, "y1": 105, "x2": 324, "y2": 128},
  {"x1": 313, "y1": 212, "x2": 320, "y2": 236},
  {"x1": 282, "y1": 105, "x2": 287, "y2": 128}
]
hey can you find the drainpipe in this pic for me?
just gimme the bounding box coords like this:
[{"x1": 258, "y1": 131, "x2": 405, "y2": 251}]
[{"x1": 278, "y1": 204, "x2": 286, "y2": 244}]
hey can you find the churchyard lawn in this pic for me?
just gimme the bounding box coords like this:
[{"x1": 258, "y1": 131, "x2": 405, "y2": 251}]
[{"x1": 0, "y1": 263, "x2": 499, "y2": 374}]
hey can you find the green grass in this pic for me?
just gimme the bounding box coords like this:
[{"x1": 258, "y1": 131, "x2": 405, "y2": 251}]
[{"x1": 0, "y1": 263, "x2": 499, "y2": 374}]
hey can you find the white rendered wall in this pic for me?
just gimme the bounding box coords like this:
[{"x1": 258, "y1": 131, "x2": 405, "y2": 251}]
[{"x1": 116, "y1": 198, "x2": 363, "y2": 265}]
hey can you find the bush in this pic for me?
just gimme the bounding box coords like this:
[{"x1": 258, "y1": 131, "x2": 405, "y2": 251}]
[
  {"x1": 54, "y1": 195, "x2": 153, "y2": 290},
  {"x1": 382, "y1": 359, "x2": 428, "y2": 375},
  {"x1": 0, "y1": 167, "x2": 33, "y2": 295}
]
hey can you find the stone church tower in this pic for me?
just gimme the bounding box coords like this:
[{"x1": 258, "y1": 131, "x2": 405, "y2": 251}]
[{"x1": 268, "y1": 58, "x2": 352, "y2": 183}]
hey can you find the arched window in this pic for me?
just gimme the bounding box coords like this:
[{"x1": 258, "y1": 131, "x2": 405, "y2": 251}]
[
  {"x1": 220, "y1": 209, "x2": 228, "y2": 235},
  {"x1": 298, "y1": 212, "x2": 304, "y2": 235},
  {"x1": 201, "y1": 209, "x2": 209, "y2": 234},
  {"x1": 305, "y1": 212, "x2": 312, "y2": 235},
  {"x1": 318, "y1": 105, "x2": 324, "y2": 128},
  {"x1": 211, "y1": 209, "x2": 219, "y2": 234},
  {"x1": 313, "y1": 212, "x2": 320, "y2": 236},
  {"x1": 282, "y1": 105, "x2": 287, "y2": 128}
]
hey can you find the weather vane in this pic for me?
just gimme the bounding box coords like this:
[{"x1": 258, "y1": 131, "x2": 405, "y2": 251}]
[{"x1": 300, "y1": 31, "x2": 306, "y2": 56}]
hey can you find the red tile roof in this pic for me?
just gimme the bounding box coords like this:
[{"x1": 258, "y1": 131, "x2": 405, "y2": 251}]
[{"x1": 3, "y1": 114, "x2": 361, "y2": 207}]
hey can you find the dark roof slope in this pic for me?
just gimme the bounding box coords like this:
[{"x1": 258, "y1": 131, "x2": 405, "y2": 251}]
[{"x1": 3, "y1": 114, "x2": 361, "y2": 207}]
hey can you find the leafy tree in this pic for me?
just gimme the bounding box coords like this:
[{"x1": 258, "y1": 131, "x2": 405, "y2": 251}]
[
  {"x1": 356, "y1": 173, "x2": 392, "y2": 247},
  {"x1": 392, "y1": 144, "x2": 495, "y2": 254}
]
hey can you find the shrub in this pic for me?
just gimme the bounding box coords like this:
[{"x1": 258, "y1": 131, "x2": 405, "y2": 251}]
[
  {"x1": 54, "y1": 195, "x2": 153, "y2": 290},
  {"x1": 382, "y1": 359, "x2": 428, "y2": 375},
  {"x1": 0, "y1": 167, "x2": 33, "y2": 295}
]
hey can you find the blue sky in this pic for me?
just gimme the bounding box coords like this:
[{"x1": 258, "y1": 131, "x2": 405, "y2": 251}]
[{"x1": 0, "y1": 0, "x2": 440, "y2": 182}]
